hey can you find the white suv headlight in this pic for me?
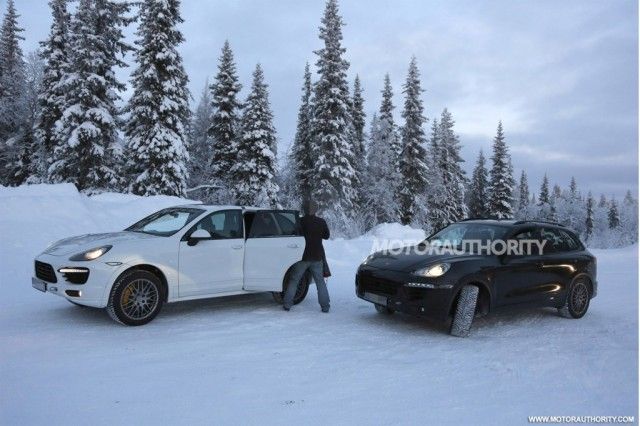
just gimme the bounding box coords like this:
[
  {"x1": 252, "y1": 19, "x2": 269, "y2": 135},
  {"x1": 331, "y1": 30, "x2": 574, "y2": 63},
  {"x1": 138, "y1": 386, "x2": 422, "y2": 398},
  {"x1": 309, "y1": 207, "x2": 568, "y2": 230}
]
[
  {"x1": 413, "y1": 263, "x2": 450, "y2": 277},
  {"x1": 69, "y1": 245, "x2": 112, "y2": 261}
]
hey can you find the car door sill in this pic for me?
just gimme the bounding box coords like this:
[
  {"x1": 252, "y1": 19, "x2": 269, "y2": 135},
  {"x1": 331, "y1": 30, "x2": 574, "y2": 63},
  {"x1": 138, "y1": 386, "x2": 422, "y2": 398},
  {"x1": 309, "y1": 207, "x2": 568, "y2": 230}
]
[{"x1": 170, "y1": 289, "x2": 263, "y2": 303}]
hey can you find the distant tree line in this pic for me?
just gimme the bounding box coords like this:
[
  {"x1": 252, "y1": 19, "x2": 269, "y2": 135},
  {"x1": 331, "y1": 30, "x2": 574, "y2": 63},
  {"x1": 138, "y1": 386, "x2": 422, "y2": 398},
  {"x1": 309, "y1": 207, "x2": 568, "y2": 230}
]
[{"x1": 0, "y1": 0, "x2": 636, "y2": 247}]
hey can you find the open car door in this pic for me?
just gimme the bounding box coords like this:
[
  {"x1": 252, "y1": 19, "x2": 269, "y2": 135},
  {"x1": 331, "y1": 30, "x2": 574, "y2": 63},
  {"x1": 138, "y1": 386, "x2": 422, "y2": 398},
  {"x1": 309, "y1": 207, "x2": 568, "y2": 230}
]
[{"x1": 243, "y1": 210, "x2": 304, "y2": 292}]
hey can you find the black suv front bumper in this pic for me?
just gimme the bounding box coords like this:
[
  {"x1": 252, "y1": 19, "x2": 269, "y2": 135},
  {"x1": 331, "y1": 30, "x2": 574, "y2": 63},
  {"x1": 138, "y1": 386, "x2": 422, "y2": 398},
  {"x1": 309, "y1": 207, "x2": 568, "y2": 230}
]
[{"x1": 355, "y1": 266, "x2": 455, "y2": 323}]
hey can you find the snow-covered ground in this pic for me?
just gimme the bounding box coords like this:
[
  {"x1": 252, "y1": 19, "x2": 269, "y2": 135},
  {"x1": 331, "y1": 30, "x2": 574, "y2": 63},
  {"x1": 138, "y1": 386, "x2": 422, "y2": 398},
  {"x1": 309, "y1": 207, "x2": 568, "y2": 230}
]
[{"x1": 0, "y1": 185, "x2": 637, "y2": 425}]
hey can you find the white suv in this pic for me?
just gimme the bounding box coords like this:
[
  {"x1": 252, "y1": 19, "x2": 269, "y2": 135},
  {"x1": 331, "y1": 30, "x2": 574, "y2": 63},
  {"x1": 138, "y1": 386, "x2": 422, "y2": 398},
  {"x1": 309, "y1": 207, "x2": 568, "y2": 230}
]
[{"x1": 32, "y1": 205, "x2": 310, "y2": 325}]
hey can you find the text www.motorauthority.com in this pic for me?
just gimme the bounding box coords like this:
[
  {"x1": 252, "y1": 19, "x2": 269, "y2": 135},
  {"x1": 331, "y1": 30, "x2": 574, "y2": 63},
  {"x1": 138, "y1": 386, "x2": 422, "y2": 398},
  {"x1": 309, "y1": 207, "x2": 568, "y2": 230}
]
[{"x1": 528, "y1": 415, "x2": 635, "y2": 424}]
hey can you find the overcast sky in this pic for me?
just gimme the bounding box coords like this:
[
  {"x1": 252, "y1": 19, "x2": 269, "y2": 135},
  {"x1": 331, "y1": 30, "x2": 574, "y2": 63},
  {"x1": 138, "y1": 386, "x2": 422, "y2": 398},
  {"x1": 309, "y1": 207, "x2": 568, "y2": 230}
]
[{"x1": 6, "y1": 0, "x2": 638, "y2": 198}]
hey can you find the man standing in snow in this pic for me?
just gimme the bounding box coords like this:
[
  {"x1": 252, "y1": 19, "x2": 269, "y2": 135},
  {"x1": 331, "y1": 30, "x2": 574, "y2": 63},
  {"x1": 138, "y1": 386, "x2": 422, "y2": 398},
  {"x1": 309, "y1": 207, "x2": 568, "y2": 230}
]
[{"x1": 283, "y1": 200, "x2": 331, "y2": 312}]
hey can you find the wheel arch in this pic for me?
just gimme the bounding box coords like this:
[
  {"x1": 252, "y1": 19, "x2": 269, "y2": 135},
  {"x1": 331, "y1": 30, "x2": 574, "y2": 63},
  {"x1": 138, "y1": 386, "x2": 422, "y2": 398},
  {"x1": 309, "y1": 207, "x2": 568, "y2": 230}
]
[
  {"x1": 282, "y1": 262, "x2": 300, "y2": 291},
  {"x1": 277, "y1": 262, "x2": 311, "y2": 305},
  {"x1": 111, "y1": 264, "x2": 169, "y2": 303},
  {"x1": 572, "y1": 272, "x2": 593, "y2": 290},
  {"x1": 567, "y1": 272, "x2": 594, "y2": 301},
  {"x1": 448, "y1": 280, "x2": 492, "y2": 318}
]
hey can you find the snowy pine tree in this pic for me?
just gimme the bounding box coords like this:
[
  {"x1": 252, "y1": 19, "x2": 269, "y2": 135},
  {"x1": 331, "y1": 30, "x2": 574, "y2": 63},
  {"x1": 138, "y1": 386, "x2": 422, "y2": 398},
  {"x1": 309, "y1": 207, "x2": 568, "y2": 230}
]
[
  {"x1": 426, "y1": 118, "x2": 448, "y2": 231},
  {"x1": 538, "y1": 174, "x2": 550, "y2": 205},
  {"x1": 585, "y1": 191, "x2": 594, "y2": 240},
  {"x1": 467, "y1": 150, "x2": 489, "y2": 218},
  {"x1": 619, "y1": 190, "x2": 638, "y2": 245},
  {"x1": 289, "y1": 63, "x2": 314, "y2": 202},
  {"x1": 569, "y1": 176, "x2": 578, "y2": 199},
  {"x1": 187, "y1": 80, "x2": 214, "y2": 190},
  {"x1": 364, "y1": 113, "x2": 398, "y2": 223},
  {"x1": 231, "y1": 64, "x2": 279, "y2": 207},
  {"x1": 7, "y1": 52, "x2": 43, "y2": 185},
  {"x1": 608, "y1": 198, "x2": 620, "y2": 229},
  {"x1": 208, "y1": 40, "x2": 242, "y2": 201},
  {"x1": 311, "y1": 0, "x2": 357, "y2": 215},
  {"x1": 546, "y1": 184, "x2": 562, "y2": 222},
  {"x1": 437, "y1": 108, "x2": 466, "y2": 224},
  {"x1": 379, "y1": 73, "x2": 401, "y2": 168},
  {"x1": 398, "y1": 57, "x2": 428, "y2": 225},
  {"x1": 558, "y1": 177, "x2": 584, "y2": 233},
  {"x1": 351, "y1": 74, "x2": 366, "y2": 207},
  {"x1": 125, "y1": 0, "x2": 190, "y2": 196},
  {"x1": 49, "y1": 0, "x2": 131, "y2": 191},
  {"x1": 513, "y1": 170, "x2": 533, "y2": 219},
  {"x1": 623, "y1": 189, "x2": 634, "y2": 206},
  {"x1": 0, "y1": 0, "x2": 26, "y2": 185},
  {"x1": 35, "y1": 0, "x2": 70, "y2": 182},
  {"x1": 598, "y1": 193, "x2": 607, "y2": 208},
  {"x1": 518, "y1": 170, "x2": 530, "y2": 211},
  {"x1": 487, "y1": 121, "x2": 514, "y2": 219}
]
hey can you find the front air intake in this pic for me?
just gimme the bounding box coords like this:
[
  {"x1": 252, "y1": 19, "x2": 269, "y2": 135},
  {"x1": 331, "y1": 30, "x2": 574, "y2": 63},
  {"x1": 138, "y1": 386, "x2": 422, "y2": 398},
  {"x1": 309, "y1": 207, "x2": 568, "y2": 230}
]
[{"x1": 35, "y1": 261, "x2": 57, "y2": 283}]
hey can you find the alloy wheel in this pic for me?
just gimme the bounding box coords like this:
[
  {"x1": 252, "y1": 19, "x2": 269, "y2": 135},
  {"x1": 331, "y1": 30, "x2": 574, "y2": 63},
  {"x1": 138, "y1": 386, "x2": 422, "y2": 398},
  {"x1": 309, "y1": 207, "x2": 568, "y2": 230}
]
[
  {"x1": 570, "y1": 281, "x2": 589, "y2": 315},
  {"x1": 120, "y1": 278, "x2": 159, "y2": 321}
]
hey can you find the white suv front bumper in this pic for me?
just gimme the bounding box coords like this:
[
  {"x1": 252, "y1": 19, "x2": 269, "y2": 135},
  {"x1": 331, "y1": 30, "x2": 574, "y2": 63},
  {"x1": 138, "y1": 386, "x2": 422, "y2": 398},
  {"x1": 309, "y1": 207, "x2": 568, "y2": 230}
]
[{"x1": 32, "y1": 253, "x2": 129, "y2": 308}]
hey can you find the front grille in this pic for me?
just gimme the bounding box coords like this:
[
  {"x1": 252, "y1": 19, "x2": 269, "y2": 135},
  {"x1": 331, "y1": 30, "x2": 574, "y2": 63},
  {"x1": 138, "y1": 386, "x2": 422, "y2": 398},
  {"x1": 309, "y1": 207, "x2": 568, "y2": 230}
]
[
  {"x1": 404, "y1": 287, "x2": 427, "y2": 300},
  {"x1": 359, "y1": 275, "x2": 399, "y2": 297},
  {"x1": 35, "y1": 261, "x2": 57, "y2": 283}
]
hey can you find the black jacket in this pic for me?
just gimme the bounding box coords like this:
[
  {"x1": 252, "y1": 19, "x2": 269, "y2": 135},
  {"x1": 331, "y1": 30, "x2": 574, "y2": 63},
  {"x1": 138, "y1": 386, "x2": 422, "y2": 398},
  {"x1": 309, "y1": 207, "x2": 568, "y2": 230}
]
[{"x1": 300, "y1": 215, "x2": 330, "y2": 262}]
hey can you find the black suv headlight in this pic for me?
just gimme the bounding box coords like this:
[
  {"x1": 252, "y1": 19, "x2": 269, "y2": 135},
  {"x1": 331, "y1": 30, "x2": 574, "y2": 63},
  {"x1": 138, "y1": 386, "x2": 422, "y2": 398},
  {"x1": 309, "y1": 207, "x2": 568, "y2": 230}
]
[
  {"x1": 413, "y1": 263, "x2": 451, "y2": 278},
  {"x1": 69, "y1": 245, "x2": 112, "y2": 261}
]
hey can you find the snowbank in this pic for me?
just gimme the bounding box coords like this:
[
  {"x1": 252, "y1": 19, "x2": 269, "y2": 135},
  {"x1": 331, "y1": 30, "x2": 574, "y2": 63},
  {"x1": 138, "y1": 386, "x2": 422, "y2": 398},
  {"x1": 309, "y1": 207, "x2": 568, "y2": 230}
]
[
  {"x1": 0, "y1": 183, "x2": 195, "y2": 245},
  {"x1": 0, "y1": 184, "x2": 196, "y2": 289},
  {"x1": 362, "y1": 222, "x2": 427, "y2": 242}
]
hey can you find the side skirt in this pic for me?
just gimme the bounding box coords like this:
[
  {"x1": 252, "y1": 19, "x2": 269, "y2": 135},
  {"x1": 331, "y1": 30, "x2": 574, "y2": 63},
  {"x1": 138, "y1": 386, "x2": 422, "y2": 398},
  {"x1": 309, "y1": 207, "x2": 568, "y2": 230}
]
[{"x1": 168, "y1": 289, "x2": 266, "y2": 304}]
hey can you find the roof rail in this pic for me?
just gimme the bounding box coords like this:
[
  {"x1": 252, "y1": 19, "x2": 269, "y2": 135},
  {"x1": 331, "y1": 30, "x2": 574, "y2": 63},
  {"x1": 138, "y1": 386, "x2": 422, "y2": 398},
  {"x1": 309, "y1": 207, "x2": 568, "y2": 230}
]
[
  {"x1": 513, "y1": 219, "x2": 564, "y2": 226},
  {"x1": 460, "y1": 217, "x2": 515, "y2": 221}
]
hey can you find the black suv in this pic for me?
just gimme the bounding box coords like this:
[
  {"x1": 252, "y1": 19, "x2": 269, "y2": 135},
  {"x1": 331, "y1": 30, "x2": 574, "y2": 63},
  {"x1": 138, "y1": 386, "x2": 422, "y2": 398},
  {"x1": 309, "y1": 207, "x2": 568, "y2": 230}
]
[{"x1": 356, "y1": 220, "x2": 597, "y2": 337}]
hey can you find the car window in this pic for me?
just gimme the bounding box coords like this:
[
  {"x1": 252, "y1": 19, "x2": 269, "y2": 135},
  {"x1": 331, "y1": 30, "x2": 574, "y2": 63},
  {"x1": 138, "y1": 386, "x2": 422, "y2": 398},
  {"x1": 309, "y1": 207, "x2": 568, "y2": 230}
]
[
  {"x1": 513, "y1": 229, "x2": 537, "y2": 240},
  {"x1": 126, "y1": 208, "x2": 205, "y2": 237},
  {"x1": 428, "y1": 223, "x2": 508, "y2": 247},
  {"x1": 191, "y1": 210, "x2": 243, "y2": 239},
  {"x1": 274, "y1": 211, "x2": 300, "y2": 236},
  {"x1": 558, "y1": 229, "x2": 580, "y2": 251},
  {"x1": 510, "y1": 229, "x2": 542, "y2": 255},
  {"x1": 248, "y1": 211, "x2": 281, "y2": 238},
  {"x1": 540, "y1": 228, "x2": 564, "y2": 254}
]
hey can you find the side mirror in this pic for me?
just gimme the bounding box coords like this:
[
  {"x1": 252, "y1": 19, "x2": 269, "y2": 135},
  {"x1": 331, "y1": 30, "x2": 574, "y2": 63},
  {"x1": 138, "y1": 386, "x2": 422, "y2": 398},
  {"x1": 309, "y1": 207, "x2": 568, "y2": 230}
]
[{"x1": 187, "y1": 229, "x2": 211, "y2": 246}]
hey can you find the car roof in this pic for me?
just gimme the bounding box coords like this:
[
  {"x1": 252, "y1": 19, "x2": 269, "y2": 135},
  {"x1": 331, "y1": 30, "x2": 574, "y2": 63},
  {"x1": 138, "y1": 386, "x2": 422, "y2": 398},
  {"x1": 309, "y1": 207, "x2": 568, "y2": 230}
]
[
  {"x1": 457, "y1": 219, "x2": 518, "y2": 226},
  {"x1": 170, "y1": 204, "x2": 279, "y2": 212},
  {"x1": 458, "y1": 218, "x2": 572, "y2": 231}
]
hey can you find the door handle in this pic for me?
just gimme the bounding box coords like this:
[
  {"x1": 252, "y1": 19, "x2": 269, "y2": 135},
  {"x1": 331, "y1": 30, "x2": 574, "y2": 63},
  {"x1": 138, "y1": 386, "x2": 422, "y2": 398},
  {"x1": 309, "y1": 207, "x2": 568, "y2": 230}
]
[
  {"x1": 287, "y1": 244, "x2": 299, "y2": 249},
  {"x1": 232, "y1": 245, "x2": 243, "y2": 250}
]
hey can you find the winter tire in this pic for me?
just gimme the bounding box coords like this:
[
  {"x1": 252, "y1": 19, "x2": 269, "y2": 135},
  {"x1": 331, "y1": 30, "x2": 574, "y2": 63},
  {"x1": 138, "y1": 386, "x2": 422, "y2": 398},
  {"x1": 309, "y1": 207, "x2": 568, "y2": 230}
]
[
  {"x1": 374, "y1": 304, "x2": 394, "y2": 314},
  {"x1": 107, "y1": 270, "x2": 163, "y2": 326},
  {"x1": 271, "y1": 270, "x2": 310, "y2": 305},
  {"x1": 558, "y1": 278, "x2": 590, "y2": 319},
  {"x1": 450, "y1": 285, "x2": 479, "y2": 337}
]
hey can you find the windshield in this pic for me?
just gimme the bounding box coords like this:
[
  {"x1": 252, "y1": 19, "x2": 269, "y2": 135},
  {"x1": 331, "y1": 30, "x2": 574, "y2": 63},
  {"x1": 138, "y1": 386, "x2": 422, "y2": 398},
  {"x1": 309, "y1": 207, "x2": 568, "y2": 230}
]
[
  {"x1": 427, "y1": 223, "x2": 509, "y2": 249},
  {"x1": 125, "y1": 208, "x2": 205, "y2": 237}
]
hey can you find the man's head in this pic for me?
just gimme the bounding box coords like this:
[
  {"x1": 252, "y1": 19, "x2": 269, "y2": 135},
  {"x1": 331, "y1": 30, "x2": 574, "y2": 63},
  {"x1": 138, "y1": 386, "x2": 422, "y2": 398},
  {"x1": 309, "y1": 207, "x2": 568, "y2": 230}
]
[{"x1": 303, "y1": 199, "x2": 318, "y2": 216}]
